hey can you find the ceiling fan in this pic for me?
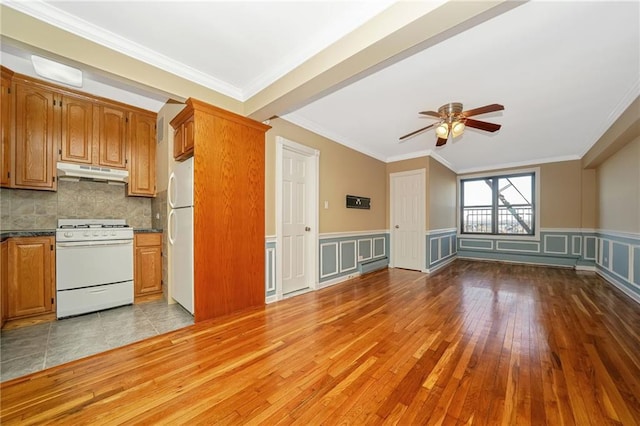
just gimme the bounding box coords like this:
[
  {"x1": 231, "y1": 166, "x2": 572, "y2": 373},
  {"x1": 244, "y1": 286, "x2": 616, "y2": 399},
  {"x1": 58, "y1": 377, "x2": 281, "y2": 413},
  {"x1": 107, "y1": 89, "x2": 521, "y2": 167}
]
[{"x1": 399, "y1": 102, "x2": 504, "y2": 147}]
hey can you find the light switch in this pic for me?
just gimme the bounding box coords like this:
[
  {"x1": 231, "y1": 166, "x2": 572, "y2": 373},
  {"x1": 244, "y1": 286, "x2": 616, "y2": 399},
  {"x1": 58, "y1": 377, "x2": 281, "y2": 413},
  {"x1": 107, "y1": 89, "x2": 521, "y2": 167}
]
[{"x1": 324, "y1": 200, "x2": 329, "y2": 209}]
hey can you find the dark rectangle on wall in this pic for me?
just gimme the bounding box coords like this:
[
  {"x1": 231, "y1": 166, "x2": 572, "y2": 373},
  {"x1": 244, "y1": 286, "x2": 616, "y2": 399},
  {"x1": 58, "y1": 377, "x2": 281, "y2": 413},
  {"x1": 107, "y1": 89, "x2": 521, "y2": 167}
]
[{"x1": 346, "y1": 195, "x2": 370, "y2": 209}]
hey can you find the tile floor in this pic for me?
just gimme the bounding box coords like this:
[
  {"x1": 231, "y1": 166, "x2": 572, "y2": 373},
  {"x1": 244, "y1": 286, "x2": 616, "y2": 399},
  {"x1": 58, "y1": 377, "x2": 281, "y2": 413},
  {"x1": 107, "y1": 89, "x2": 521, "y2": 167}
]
[{"x1": 0, "y1": 300, "x2": 194, "y2": 382}]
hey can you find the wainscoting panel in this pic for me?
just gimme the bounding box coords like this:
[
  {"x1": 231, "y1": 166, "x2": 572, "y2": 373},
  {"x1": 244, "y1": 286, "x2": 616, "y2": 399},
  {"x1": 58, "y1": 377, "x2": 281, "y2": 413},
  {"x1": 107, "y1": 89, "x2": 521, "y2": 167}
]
[
  {"x1": 458, "y1": 229, "x2": 596, "y2": 268},
  {"x1": 265, "y1": 239, "x2": 276, "y2": 301},
  {"x1": 425, "y1": 229, "x2": 457, "y2": 272},
  {"x1": 319, "y1": 232, "x2": 389, "y2": 283},
  {"x1": 595, "y1": 231, "x2": 640, "y2": 304}
]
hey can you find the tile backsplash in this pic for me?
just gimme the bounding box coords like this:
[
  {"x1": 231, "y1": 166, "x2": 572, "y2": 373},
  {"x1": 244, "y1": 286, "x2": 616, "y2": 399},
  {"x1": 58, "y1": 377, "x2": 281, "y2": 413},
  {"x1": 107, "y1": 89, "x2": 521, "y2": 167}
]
[{"x1": 0, "y1": 180, "x2": 152, "y2": 230}]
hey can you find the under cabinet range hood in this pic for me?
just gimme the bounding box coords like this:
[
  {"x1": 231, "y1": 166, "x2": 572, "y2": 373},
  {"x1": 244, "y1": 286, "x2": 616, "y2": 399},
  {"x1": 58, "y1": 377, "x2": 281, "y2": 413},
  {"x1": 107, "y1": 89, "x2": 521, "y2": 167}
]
[{"x1": 56, "y1": 162, "x2": 129, "y2": 183}]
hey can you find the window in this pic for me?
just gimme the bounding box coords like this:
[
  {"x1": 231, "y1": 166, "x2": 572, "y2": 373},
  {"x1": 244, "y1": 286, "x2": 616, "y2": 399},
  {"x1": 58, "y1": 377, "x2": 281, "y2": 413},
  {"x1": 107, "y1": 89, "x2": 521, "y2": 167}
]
[{"x1": 460, "y1": 172, "x2": 535, "y2": 235}]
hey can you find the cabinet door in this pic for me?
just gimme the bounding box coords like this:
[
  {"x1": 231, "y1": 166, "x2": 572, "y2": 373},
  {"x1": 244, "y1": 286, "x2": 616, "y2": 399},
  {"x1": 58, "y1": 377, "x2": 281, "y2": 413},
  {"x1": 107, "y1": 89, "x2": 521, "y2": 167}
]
[
  {"x1": 173, "y1": 114, "x2": 194, "y2": 161},
  {"x1": 1, "y1": 70, "x2": 12, "y2": 187},
  {"x1": 128, "y1": 112, "x2": 156, "y2": 197},
  {"x1": 60, "y1": 94, "x2": 94, "y2": 164},
  {"x1": 14, "y1": 82, "x2": 57, "y2": 190},
  {"x1": 7, "y1": 237, "x2": 54, "y2": 319},
  {"x1": 97, "y1": 105, "x2": 127, "y2": 168},
  {"x1": 134, "y1": 233, "x2": 162, "y2": 297},
  {"x1": 1, "y1": 240, "x2": 8, "y2": 327}
]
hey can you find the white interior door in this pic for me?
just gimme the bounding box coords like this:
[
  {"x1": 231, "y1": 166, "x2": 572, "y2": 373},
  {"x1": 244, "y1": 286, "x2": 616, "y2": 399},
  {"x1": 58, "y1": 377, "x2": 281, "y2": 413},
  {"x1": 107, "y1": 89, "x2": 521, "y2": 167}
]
[
  {"x1": 282, "y1": 148, "x2": 310, "y2": 294},
  {"x1": 390, "y1": 169, "x2": 425, "y2": 270}
]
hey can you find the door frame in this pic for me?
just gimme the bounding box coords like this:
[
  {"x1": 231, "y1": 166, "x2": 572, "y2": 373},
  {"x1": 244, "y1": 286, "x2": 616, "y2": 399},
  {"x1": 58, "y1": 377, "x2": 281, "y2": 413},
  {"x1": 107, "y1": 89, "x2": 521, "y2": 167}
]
[
  {"x1": 389, "y1": 168, "x2": 426, "y2": 271},
  {"x1": 275, "y1": 136, "x2": 319, "y2": 300}
]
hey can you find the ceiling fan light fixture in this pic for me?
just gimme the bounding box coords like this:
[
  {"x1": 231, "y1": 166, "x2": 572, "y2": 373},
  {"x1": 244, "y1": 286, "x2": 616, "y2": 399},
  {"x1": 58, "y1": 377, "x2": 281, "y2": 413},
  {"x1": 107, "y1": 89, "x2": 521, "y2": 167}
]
[
  {"x1": 435, "y1": 122, "x2": 449, "y2": 138},
  {"x1": 451, "y1": 120, "x2": 465, "y2": 137}
]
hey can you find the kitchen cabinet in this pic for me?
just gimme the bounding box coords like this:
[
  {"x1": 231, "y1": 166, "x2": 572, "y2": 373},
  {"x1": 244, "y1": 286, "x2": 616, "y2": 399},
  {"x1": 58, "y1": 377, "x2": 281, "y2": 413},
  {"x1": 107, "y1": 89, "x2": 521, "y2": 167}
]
[
  {"x1": 173, "y1": 112, "x2": 194, "y2": 161},
  {"x1": 128, "y1": 112, "x2": 156, "y2": 197},
  {"x1": 1, "y1": 67, "x2": 13, "y2": 187},
  {"x1": 134, "y1": 233, "x2": 162, "y2": 298},
  {"x1": 7, "y1": 236, "x2": 55, "y2": 320},
  {"x1": 1, "y1": 240, "x2": 8, "y2": 328},
  {"x1": 97, "y1": 105, "x2": 127, "y2": 169},
  {"x1": 170, "y1": 98, "x2": 269, "y2": 322},
  {"x1": 59, "y1": 93, "x2": 95, "y2": 165},
  {"x1": 13, "y1": 80, "x2": 57, "y2": 190},
  {"x1": 6, "y1": 69, "x2": 157, "y2": 196}
]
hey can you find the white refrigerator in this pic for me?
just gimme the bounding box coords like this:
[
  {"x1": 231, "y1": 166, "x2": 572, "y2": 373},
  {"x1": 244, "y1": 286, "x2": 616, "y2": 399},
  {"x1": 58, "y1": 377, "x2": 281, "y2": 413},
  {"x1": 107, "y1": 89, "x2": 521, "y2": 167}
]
[{"x1": 168, "y1": 157, "x2": 194, "y2": 314}]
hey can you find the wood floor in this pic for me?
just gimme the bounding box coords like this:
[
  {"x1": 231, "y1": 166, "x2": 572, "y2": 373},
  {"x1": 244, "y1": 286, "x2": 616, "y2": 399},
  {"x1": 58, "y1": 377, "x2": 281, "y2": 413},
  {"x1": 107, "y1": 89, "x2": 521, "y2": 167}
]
[{"x1": 1, "y1": 260, "x2": 639, "y2": 425}]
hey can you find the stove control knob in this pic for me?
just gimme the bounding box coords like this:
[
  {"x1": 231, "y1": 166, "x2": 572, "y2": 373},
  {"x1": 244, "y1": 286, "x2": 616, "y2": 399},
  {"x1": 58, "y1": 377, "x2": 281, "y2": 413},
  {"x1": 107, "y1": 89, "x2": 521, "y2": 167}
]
[
  {"x1": 83, "y1": 232, "x2": 90, "y2": 237},
  {"x1": 111, "y1": 231, "x2": 117, "y2": 236},
  {"x1": 102, "y1": 231, "x2": 108, "y2": 237},
  {"x1": 64, "y1": 232, "x2": 73, "y2": 238},
  {"x1": 93, "y1": 232, "x2": 99, "y2": 237}
]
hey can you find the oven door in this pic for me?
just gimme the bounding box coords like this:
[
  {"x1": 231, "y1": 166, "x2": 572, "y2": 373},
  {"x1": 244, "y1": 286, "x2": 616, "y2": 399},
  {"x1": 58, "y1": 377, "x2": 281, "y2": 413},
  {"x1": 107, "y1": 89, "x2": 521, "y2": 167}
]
[{"x1": 56, "y1": 240, "x2": 134, "y2": 291}]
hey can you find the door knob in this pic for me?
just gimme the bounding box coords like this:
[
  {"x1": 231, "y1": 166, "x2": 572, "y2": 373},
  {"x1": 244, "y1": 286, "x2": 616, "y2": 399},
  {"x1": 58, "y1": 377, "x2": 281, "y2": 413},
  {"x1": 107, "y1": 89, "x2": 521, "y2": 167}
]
[
  {"x1": 395, "y1": 225, "x2": 400, "y2": 229},
  {"x1": 305, "y1": 226, "x2": 311, "y2": 232}
]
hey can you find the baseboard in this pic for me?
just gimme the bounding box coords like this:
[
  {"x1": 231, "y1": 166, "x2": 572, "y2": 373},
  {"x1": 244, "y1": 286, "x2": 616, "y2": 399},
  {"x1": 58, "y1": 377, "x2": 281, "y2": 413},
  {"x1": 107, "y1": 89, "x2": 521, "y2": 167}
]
[
  {"x1": 575, "y1": 265, "x2": 596, "y2": 272},
  {"x1": 423, "y1": 256, "x2": 457, "y2": 274},
  {"x1": 265, "y1": 295, "x2": 278, "y2": 304},
  {"x1": 596, "y1": 268, "x2": 640, "y2": 305},
  {"x1": 318, "y1": 272, "x2": 361, "y2": 289},
  {"x1": 457, "y1": 254, "x2": 574, "y2": 269}
]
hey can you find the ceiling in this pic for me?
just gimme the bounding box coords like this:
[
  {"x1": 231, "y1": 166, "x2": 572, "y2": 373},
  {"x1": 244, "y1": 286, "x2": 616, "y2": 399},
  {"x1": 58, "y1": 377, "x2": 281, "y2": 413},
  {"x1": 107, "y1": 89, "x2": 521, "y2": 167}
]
[{"x1": 2, "y1": 1, "x2": 639, "y2": 173}]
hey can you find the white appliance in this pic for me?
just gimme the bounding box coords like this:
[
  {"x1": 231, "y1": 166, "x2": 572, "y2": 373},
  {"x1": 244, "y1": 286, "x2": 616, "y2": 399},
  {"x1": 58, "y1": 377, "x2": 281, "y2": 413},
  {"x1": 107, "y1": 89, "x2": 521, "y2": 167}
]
[
  {"x1": 57, "y1": 162, "x2": 129, "y2": 183},
  {"x1": 168, "y1": 157, "x2": 194, "y2": 314},
  {"x1": 55, "y1": 219, "x2": 134, "y2": 318}
]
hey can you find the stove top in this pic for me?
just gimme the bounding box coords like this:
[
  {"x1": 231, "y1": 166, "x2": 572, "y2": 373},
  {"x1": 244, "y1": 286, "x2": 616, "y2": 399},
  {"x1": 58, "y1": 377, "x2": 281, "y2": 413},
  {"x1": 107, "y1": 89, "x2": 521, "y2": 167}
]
[{"x1": 59, "y1": 224, "x2": 130, "y2": 229}]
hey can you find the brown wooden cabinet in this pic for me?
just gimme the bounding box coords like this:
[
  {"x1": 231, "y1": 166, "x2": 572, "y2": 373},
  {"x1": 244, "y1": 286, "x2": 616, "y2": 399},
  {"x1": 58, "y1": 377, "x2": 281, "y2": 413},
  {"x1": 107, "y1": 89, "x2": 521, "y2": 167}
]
[
  {"x1": 7, "y1": 236, "x2": 55, "y2": 320},
  {"x1": 13, "y1": 81, "x2": 57, "y2": 190},
  {"x1": 128, "y1": 112, "x2": 156, "y2": 196},
  {"x1": 1, "y1": 240, "x2": 8, "y2": 328},
  {"x1": 5, "y1": 70, "x2": 157, "y2": 196},
  {"x1": 59, "y1": 94, "x2": 95, "y2": 165},
  {"x1": 134, "y1": 233, "x2": 162, "y2": 298},
  {"x1": 173, "y1": 113, "x2": 194, "y2": 161},
  {"x1": 1, "y1": 67, "x2": 13, "y2": 187},
  {"x1": 171, "y1": 98, "x2": 269, "y2": 322},
  {"x1": 97, "y1": 105, "x2": 127, "y2": 169}
]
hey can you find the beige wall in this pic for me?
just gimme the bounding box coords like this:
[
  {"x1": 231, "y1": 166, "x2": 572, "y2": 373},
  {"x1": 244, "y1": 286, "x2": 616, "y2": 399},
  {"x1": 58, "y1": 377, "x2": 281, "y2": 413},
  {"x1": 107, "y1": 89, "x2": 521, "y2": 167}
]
[
  {"x1": 427, "y1": 157, "x2": 457, "y2": 230},
  {"x1": 458, "y1": 160, "x2": 588, "y2": 229},
  {"x1": 596, "y1": 136, "x2": 640, "y2": 233},
  {"x1": 265, "y1": 118, "x2": 387, "y2": 235}
]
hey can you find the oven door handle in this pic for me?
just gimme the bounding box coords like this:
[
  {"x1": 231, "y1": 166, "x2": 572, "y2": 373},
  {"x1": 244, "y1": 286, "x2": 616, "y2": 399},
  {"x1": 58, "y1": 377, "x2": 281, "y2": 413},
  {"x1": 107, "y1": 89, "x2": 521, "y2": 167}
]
[{"x1": 56, "y1": 240, "x2": 133, "y2": 248}]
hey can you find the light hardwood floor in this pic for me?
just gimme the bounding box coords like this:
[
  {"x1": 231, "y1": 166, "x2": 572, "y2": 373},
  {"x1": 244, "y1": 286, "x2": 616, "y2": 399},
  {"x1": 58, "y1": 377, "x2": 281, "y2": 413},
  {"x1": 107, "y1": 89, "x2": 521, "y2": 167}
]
[{"x1": 1, "y1": 260, "x2": 639, "y2": 425}]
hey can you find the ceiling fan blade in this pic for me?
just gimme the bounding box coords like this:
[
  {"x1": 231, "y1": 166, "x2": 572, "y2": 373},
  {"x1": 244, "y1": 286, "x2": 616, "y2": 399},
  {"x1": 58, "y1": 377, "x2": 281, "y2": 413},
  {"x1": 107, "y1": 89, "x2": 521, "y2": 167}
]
[
  {"x1": 465, "y1": 118, "x2": 502, "y2": 132},
  {"x1": 419, "y1": 110, "x2": 441, "y2": 118},
  {"x1": 461, "y1": 103, "x2": 504, "y2": 118},
  {"x1": 435, "y1": 137, "x2": 448, "y2": 147},
  {"x1": 399, "y1": 123, "x2": 437, "y2": 141}
]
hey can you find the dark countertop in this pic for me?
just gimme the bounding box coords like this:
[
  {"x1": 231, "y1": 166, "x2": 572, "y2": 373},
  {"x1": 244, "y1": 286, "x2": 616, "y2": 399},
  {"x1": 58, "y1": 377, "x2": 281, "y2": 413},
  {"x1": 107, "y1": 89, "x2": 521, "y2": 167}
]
[
  {"x1": 1, "y1": 230, "x2": 56, "y2": 241},
  {"x1": 134, "y1": 228, "x2": 163, "y2": 234},
  {"x1": 1, "y1": 228, "x2": 162, "y2": 241}
]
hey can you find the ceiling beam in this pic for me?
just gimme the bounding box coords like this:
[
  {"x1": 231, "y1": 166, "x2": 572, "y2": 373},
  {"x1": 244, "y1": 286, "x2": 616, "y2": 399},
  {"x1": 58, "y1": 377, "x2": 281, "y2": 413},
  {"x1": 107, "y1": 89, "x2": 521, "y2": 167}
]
[{"x1": 244, "y1": 1, "x2": 526, "y2": 121}]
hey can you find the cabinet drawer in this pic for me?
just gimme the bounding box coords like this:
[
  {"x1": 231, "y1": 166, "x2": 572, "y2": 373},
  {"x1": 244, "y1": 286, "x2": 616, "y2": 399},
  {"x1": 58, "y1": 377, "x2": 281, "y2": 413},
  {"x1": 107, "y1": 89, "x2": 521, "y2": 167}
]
[
  {"x1": 135, "y1": 233, "x2": 162, "y2": 247},
  {"x1": 57, "y1": 281, "x2": 133, "y2": 319}
]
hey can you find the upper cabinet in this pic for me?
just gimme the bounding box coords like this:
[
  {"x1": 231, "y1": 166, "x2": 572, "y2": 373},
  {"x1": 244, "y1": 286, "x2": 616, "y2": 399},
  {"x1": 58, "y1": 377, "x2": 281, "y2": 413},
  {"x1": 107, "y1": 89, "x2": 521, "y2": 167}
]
[
  {"x1": 1, "y1": 67, "x2": 13, "y2": 187},
  {"x1": 173, "y1": 113, "x2": 194, "y2": 161},
  {"x1": 128, "y1": 112, "x2": 157, "y2": 197},
  {"x1": 3, "y1": 70, "x2": 157, "y2": 197},
  {"x1": 97, "y1": 105, "x2": 127, "y2": 169},
  {"x1": 13, "y1": 80, "x2": 57, "y2": 190},
  {"x1": 59, "y1": 93, "x2": 95, "y2": 165}
]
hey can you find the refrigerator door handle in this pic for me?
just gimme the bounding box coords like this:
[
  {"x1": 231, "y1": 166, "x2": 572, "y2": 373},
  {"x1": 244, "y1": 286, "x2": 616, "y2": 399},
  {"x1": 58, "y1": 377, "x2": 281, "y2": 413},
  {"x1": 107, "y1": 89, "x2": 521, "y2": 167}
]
[
  {"x1": 168, "y1": 210, "x2": 176, "y2": 245},
  {"x1": 168, "y1": 172, "x2": 177, "y2": 208}
]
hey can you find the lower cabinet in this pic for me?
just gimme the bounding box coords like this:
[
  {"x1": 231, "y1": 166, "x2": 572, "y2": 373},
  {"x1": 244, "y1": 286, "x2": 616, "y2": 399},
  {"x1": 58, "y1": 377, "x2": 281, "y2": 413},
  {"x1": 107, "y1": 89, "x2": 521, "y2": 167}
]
[
  {"x1": 6, "y1": 236, "x2": 55, "y2": 320},
  {"x1": 134, "y1": 233, "x2": 162, "y2": 298}
]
